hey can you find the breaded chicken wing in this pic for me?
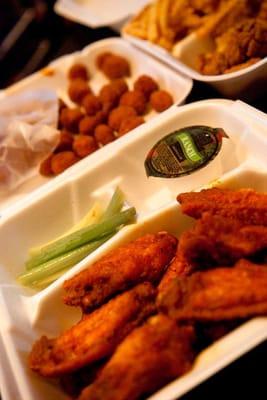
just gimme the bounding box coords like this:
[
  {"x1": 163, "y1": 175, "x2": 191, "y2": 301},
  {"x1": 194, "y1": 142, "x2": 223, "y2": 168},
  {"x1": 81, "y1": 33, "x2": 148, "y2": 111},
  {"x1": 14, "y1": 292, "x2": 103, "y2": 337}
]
[
  {"x1": 158, "y1": 250, "x2": 193, "y2": 295},
  {"x1": 29, "y1": 283, "x2": 156, "y2": 377},
  {"x1": 177, "y1": 188, "x2": 267, "y2": 226},
  {"x1": 198, "y1": 18, "x2": 267, "y2": 75},
  {"x1": 63, "y1": 232, "x2": 177, "y2": 311},
  {"x1": 178, "y1": 213, "x2": 267, "y2": 266},
  {"x1": 78, "y1": 315, "x2": 195, "y2": 400},
  {"x1": 158, "y1": 260, "x2": 267, "y2": 322}
]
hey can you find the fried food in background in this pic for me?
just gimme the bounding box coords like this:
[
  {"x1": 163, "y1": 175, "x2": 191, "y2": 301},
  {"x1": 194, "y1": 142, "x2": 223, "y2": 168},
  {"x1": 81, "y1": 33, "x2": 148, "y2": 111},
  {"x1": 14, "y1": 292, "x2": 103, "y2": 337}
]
[
  {"x1": 124, "y1": 0, "x2": 266, "y2": 75},
  {"x1": 72, "y1": 135, "x2": 98, "y2": 158},
  {"x1": 118, "y1": 116, "x2": 145, "y2": 136},
  {"x1": 50, "y1": 151, "x2": 79, "y2": 175},
  {"x1": 39, "y1": 55, "x2": 174, "y2": 177},
  {"x1": 150, "y1": 89, "x2": 174, "y2": 112},
  {"x1": 96, "y1": 53, "x2": 131, "y2": 80},
  {"x1": 63, "y1": 232, "x2": 178, "y2": 311},
  {"x1": 158, "y1": 260, "x2": 267, "y2": 322},
  {"x1": 124, "y1": 0, "x2": 222, "y2": 50},
  {"x1": 29, "y1": 283, "x2": 156, "y2": 378},
  {"x1": 78, "y1": 315, "x2": 195, "y2": 400},
  {"x1": 198, "y1": 18, "x2": 267, "y2": 75}
]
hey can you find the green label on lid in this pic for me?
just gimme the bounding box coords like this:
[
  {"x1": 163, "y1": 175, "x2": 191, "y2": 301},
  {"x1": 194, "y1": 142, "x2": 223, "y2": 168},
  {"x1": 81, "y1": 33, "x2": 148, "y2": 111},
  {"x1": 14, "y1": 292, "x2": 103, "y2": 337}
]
[{"x1": 145, "y1": 125, "x2": 228, "y2": 178}]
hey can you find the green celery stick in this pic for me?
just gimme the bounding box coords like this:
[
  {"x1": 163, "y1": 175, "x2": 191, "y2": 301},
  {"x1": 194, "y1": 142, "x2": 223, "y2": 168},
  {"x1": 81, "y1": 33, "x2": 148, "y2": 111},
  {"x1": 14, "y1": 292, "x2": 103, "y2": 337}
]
[
  {"x1": 29, "y1": 201, "x2": 103, "y2": 258},
  {"x1": 26, "y1": 207, "x2": 136, "y2": 270},
  {"x1": 19, "y1": 234, "x2": 114, "y2": 286},
  {"x1": 100, "y1": 187, "x2": 125, "y2": 220}
]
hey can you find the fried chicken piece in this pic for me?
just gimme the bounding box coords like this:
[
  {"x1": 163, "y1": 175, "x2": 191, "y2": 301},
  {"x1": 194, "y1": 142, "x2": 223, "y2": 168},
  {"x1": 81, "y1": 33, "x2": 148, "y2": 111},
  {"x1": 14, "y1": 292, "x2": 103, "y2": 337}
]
[
  {"x1": 178, "y1": 213, "x2": 267, "y2": 266},
  {"x1": 198, "y1": 18, "x2": 267, "y2": 75},
  {"x1": 158, "y1": 250, "x2": 194, "y2": 295},
  {"x1": 224, "y1": 57, "x2": 261, "y2": 73},
  {"x1": 177, "y1": 188, "x2": 267, "y2": 226},
  {"x1": 199, "y1": 0, "x2": 257, "y2": 39},
  {"x1": 29, "y1": 283, "x2": 156, "y2": 378},
  {"x1": 158, "y1": 260, "x2": 267, "y2": 322},
  {"x1": 63, "y1": 232, "x2": 177, "y2": 311},
  {"x1": 78, "y1": 315, "x2": 195, "y2": 400},
  {"x1": 60, "y1": 361, "x2": 105, "y2": 398}
]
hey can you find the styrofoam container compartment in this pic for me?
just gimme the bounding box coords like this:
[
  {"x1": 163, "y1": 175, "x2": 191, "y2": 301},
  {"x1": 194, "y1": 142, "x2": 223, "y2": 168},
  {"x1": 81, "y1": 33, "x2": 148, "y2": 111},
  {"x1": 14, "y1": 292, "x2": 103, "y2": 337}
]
[
  {"x1": 0, "y1": 99, "x2": 266, "y2": 399},
  {"x1": 0, "y1": 37, "x2": 192, "y2": 215},
  {"x1": 123, "y1": 32, "x2": 267, "y2": 99}
]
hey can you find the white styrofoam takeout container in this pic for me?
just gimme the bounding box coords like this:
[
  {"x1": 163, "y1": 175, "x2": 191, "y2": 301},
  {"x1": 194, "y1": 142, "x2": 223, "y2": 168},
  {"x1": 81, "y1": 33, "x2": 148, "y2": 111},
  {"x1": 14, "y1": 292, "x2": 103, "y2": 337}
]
[
  {"x1": 54, "y1": 0, "x2": 149, "y2": 29},
  {"x1": 0, "y1": 99, "x2": 267, "y2": 400},
  {"x1": 123, "y1": 31, "x2": 267, "y2": 99},
  {"x1": 0, "y1": 37, "x2": 192, "y2": 215}
]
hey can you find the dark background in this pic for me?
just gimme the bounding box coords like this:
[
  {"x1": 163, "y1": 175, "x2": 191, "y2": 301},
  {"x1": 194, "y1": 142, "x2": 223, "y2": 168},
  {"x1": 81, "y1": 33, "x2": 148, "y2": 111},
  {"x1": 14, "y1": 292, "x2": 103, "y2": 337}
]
[{"x1": 0, "y1": 1, "x2": 267, "y2": 399}]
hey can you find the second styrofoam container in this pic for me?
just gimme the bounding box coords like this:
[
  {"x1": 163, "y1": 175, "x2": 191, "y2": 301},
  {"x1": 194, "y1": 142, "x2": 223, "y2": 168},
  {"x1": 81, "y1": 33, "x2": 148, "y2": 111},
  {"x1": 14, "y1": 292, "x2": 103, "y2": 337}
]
[
  {"x1": 123, "y1": 32, "x2": 267, "y2": 99},
  {"x1": 0, "y1": 37, "x2": 192, "y2": 215}
]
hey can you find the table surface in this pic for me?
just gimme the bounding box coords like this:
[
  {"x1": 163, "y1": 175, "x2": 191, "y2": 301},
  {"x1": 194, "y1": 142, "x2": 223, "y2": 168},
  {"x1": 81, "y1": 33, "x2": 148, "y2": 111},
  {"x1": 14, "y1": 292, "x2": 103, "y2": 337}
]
[{"x1": 0, "y1": 5, "x2": 267, "y2": 400}]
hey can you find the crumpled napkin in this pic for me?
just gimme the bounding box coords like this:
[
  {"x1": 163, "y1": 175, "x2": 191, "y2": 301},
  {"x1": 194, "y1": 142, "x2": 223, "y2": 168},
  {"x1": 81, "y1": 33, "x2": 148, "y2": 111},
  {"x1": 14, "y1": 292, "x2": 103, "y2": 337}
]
[{"x1": 0, "y1": 89, "x2": 60, "y2": 192}]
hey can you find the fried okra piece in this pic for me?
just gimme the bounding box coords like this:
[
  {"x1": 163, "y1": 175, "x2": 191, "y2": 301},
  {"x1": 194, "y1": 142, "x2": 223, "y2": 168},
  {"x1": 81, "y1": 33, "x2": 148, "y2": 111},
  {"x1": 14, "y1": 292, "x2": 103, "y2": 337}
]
[
  {"x1": 63, "y1": 232, "x2": 178, "y2": 311},
  {"x1": 60, "y1": 107, "x2": 84, "y2": 133},
  {"x1": 119, "y1": 90, "x2": 147, "y2": 115},
  {"x1": 94, "y1": 124, "x2": 115, "y2": 145},
  {"x1": 39, "y1": 154, "x2": 53, "y2": 176},
  {"x1": 68, "y1": 79, "x2": 91, "y2": 104},
  {"x1": 50, "y1": 151, "x2": 79, "y2": 175},
  {"x1": 78, "y1": 315, "x2": 195, "y2": 400},
  {"x1": 150, "y1": 90, "x2": 174, "y2": 112},
  {"x1": 68, "y1": 63, "x2": 89, "y2": 81},
  {"x1": 133, "y1": 75, "x2": 159, "y2": 100},
  {"x1": 55, "y1": 131, "x2": 73, "y2": 152},
  {"x1": 82, "y1": 94, "x2": 102, "y2": 116},
  {"x1": 73, "y1": 135, "x2": 98, "y2": 158},
  {"x1": 158, "y1": 259, "x2": 267, "y2": 322},
  {"x1": 98, "y1": 53, "x2": 130, "y2": 80},
  {"x1": 108, "y1": 106, "x2": 137, "y2": 131},
  {"x1": 79, "y1": 116, "x2": 99, "y2": 136},
  {"x1": 118, "y1": 116, "x2": 145, "y2": 136},
  {"x1": 29, "y1": 283, "x2": 156, "y2": 378}
]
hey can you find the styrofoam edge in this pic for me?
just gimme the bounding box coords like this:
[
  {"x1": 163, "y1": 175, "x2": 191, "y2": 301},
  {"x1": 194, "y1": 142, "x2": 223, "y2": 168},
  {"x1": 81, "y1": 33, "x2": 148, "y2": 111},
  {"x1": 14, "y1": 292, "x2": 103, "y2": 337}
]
[
  {"x1": 148, "y1": 318, "x2": 267, "y2": 400},
  {"x1": 123, "y1": 32, "x2": 267, "y2": 82}
]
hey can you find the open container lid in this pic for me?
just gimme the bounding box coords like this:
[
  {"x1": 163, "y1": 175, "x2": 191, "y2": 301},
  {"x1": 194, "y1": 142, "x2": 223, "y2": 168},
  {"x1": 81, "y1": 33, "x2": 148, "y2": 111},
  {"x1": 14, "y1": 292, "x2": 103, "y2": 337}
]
[{"x1": 54, "y1": 0, "x2": 149, "y2": 28}]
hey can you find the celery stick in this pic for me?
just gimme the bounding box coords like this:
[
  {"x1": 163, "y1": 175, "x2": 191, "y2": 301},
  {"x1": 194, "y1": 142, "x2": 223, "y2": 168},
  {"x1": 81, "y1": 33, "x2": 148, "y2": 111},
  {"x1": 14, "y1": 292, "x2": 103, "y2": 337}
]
[
  {"x1": 100, "y1": 187, "x2": 125, "y2": 220},
  {"x1": 30, "y1": 267, "x2": 71, "y2": 289},
  {"x1": 26, "y1": 207, "x2": 136, "y2": 270},
  {"x1": 29, "y1": 202, "x2": 103, "y2": 258},
  {"x1": 19, "y1": 234, "x2": 114, "y2": 286}
]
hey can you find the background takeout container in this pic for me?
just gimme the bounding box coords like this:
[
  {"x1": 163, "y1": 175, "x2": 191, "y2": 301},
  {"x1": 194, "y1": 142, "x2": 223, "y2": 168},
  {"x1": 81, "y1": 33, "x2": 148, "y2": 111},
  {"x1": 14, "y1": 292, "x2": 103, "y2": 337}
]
[
  {"x1": 123, "y1": 31, "x2": 267, "y2": 99},
  {"x1": 0, "y1": 37, "x2": 192, "y2": 215},
  {"x1": 0, "y1": 99, "x2": 266, "y2": 400},
  {"x1": 54, "y1": 0, "x2": 149, "y2": 29}
]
